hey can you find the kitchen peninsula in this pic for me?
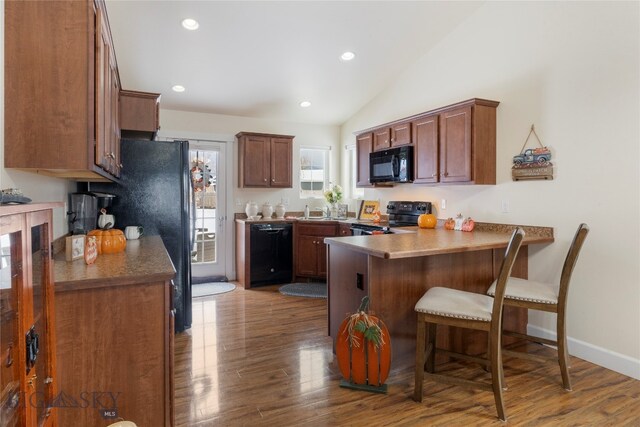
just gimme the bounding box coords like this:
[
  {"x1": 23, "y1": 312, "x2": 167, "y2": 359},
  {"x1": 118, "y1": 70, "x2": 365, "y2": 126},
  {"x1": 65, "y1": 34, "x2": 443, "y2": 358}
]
[{"x1": 325, "y1": 224, "x2": 554, "y2": 366}]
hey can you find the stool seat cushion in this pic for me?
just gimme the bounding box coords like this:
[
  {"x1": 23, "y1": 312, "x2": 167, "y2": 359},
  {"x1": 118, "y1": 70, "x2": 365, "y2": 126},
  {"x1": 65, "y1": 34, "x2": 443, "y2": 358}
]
[
  {"x1": 415, "y1": 287, "x2": 493, "y2": 322},
  {"x1": 487, "y1": 277, "x2": 558, "y2": 304}
]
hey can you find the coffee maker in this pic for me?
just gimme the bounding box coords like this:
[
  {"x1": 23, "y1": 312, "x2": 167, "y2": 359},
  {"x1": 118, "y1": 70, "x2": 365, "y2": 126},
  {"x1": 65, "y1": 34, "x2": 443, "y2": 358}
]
[
  {"x1": 68, "y1": 193, "x2": 97, "y2": 235},
  {"x1": 68, "y1": 192, "x2": 117, "y2": 234}
]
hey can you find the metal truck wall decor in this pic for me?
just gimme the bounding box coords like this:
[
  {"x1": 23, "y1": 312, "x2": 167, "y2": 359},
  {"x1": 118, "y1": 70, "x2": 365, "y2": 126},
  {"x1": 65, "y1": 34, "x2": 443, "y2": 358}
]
[{"x1": 512, "y1": 125, "x2": 554, "y2": 181}]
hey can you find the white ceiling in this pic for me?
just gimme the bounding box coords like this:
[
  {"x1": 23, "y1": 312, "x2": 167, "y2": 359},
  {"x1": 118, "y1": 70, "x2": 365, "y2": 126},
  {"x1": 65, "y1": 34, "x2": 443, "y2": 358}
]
[{"x1": 105, "y1": 1, "x2": 483, "y2": 126}]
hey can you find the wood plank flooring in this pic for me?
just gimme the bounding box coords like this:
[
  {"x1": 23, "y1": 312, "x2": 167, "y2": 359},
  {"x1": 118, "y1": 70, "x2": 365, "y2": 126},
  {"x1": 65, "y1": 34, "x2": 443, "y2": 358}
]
[{"x1": 175, "y1": 285, "x2": 640, "y2": 426}]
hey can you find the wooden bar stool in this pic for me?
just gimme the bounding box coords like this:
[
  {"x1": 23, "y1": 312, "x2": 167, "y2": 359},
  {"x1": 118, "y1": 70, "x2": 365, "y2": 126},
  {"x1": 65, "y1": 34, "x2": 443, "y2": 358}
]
[
  {"x1": 487, "y1": 223, "x2": 589, "y2": 391},
  {"x1": 414, "y1": 228, "x2": 525, "y2": 421}
]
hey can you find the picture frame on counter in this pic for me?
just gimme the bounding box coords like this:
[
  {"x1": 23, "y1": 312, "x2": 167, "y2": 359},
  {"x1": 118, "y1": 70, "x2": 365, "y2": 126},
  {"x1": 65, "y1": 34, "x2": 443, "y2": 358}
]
[
  {"x1": 65, "y1": 235, "x2": 85, "y2": 261},
  {"x1": 337, "y1": 204, "x2": 349, "y2": 219},
  {"x1": 358, "y1": 200, "x2": 380, "y2": 220}
]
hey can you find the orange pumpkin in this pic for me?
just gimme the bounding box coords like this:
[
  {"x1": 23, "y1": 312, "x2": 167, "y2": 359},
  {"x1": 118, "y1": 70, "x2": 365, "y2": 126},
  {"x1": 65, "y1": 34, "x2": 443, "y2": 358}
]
[
  {"x1": 87, "y1": 229, "x2": 127, "y2": 254},
  {"x1": 444, "y1": 218, "x2": 455, "y2": 230},
  {"x1": 336, "y1": 297, "x2": 391, "y2": 387},
  {"x1": 418, "y1": 213, "x2": 437, "y2": 229}
]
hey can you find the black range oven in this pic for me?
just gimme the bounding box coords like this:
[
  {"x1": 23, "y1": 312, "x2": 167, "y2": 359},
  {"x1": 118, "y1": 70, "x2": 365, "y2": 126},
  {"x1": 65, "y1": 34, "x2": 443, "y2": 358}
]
[{"x1": 349, "y1": 201, "x2": 432, "y2": 235}]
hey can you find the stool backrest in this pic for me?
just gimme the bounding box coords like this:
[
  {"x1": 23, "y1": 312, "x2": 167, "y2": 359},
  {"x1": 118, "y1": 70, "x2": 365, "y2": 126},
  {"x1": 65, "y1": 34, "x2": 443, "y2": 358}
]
[
  {"x1": 557, "y1": 223, "x2": 589, "y2": 307},
  {"x1": 491, "y1": 228, "x2": 525, "y2": 327}
]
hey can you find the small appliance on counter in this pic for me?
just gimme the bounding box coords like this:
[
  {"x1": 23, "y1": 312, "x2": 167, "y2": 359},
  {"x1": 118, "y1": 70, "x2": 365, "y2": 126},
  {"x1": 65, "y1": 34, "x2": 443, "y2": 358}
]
[
  {"x1": 68, "y1": 192, "x2": 117, "y2": 234},
  {"x1": 348, "y1": 200, "x2": 432, "y2": 235}
]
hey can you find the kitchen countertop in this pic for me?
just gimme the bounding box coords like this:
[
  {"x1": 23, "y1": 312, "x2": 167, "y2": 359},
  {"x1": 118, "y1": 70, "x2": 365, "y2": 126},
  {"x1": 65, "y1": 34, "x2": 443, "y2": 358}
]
[
  {"x1": 325, "y1": 225, "x2": 554, "y2": 259},
  {"x1": 54, "y1": 235, "x2": 176, "y2": 292}
]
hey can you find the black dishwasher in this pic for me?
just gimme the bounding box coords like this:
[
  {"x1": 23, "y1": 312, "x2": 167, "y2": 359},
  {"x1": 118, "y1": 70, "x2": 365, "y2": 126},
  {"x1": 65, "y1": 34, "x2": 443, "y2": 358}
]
[{"x1": 250, "y1": 223, "x2": 293, "y2": 286}]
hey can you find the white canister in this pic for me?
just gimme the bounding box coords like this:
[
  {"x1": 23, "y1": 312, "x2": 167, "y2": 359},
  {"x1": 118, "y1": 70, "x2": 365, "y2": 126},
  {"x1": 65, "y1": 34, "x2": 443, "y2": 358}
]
[
  {"x1": 262, "y1": 203, "x2": 273, "y2": 219},
  {"x1": 245, "y1": 202, "x2": 258, "y2": 218},
  {"x1": 275, "y1": 203, "x2": 286, "y2": 219},
  {"x1": 125, "y1": 225, "x2": 144, "y2": 240}
]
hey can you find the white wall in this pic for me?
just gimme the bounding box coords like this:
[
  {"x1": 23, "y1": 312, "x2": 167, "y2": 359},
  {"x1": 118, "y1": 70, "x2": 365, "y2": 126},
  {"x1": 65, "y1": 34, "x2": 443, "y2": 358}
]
[
  {"x1": 0, "y1": 4, "x2": 72, "y2": 238},
  {"x1": 159, "y1": 109, "x2": 341, "y2": 214},
  {"x1": 341, "y1": 2, "x2": 640, "y2": 378}
]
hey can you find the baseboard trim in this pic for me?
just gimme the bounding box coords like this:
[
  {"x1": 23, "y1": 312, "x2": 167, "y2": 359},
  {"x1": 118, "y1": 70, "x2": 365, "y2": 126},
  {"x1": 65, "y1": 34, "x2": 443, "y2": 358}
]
[{"x1": 527, "y1": 325, "x2": 640, "y2": 380}]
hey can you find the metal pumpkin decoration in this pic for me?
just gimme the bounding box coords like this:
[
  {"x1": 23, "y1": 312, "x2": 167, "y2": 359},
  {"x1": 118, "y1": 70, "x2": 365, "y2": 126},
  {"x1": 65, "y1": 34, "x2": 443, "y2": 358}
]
[{"x1": 336, "y1": 296, "x2": 391, "y2": 393}]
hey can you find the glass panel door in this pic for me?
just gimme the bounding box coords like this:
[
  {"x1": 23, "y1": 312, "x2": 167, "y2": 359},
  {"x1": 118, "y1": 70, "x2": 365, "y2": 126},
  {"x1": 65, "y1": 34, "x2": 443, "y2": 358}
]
[
  {"x1": 0, "y1": 228, "x2": 22, "y2": 427},
  {"x1": 189, "y1": 142, "x2": 227, "y2": 279},
  {"x1": 28, "y1": 219, "x2": 55, "y2": 425}
]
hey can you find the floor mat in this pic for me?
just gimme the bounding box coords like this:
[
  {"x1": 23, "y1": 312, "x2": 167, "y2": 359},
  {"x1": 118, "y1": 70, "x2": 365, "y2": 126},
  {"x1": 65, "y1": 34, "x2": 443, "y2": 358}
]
[
  {"x1": 192, "y1": 282, "x2": 236, "y2": 298},
  {"x1": 279, "y1": 282, "x2": 327, "y2": 299}
]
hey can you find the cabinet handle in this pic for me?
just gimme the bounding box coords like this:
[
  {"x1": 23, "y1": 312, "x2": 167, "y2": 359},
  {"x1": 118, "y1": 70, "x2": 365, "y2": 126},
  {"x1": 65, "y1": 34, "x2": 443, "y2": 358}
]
[
  {"x1": 264, "y1": 178, "x2": 267, "y2": 182},
  {"x1": 44, "y1": 377, "x2": 53, "y2": 384},
  {"x1": 444, "y1": 172, "x2": 449, "y2": 177},
  {"x1": 432, "y1": 173, "x2": 437, "y2": 177},
  {"x1": 27, "y1": 374, "x2": 37, "y2": 388},
  {"x1": 272, "y1": 178, "x2": 275, "y2": 182},
  {"x1": 118, "y1": 163, "x2": 123, "y2": 168}
]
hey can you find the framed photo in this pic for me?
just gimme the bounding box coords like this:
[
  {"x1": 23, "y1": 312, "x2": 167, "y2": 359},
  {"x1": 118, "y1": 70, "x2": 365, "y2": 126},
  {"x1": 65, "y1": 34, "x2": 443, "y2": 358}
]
[
  {"x1": 358, "y1": 200, "x2": 380, "y2": 220},
  {"x1": 65, "y1": 235, "x2": 86, "y2": 261},
  {"x1": 337, "y1": 204, "x2": 349, "y2": 219}
]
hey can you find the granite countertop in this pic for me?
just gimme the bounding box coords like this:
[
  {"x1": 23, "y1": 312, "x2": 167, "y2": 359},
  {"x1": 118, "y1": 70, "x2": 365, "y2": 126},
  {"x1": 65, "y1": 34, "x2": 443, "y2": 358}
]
[
  {"x1": 324, "y1": 225, "x2": 554, "y2": 259},
  {"x1": 54, "y1": 235, "x2": 176, "y2": 292}
]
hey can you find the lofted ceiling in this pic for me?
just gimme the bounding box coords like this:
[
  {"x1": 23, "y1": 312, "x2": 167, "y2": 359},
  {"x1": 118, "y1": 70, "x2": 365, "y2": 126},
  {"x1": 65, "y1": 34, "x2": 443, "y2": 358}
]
[{"x1": 105, "y1": 1, "x2": 483, "y2": 126}]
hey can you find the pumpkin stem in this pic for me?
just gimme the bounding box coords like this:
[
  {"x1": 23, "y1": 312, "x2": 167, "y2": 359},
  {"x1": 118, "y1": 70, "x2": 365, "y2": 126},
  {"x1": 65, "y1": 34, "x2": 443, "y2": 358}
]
[{"x1": 358, "y1": 296, "x2": 370, "y2": 313}]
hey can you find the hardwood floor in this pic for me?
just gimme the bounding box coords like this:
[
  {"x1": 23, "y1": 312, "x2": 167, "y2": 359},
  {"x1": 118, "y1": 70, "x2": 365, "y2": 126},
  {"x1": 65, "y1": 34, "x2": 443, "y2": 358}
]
[{"x1": 175, "y1": 285, "x2": 639, "y2": 426}]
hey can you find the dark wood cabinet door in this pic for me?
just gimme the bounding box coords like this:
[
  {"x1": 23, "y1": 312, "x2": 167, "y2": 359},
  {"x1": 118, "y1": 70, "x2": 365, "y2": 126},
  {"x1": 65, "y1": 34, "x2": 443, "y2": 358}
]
[
  {"x1": 439, "y1": 106, "x2": 472, "y2": 183},
  {"x1": 317, "y1": 240, "x2": 329, "y2": 277},
  {"x1": 270, "y1": 137, "x2": 293, "y2": 187},
  {"x1": 391, "y1": 121, "x2": 412, "y2": 147},
  {"x1": 296, "y1": 235, "x2": 319, "y2": 277},
  {"x1": 242, "y1": 135, "x2": 271, "y2": 187},
  {"x1": 95, "y1": 5, "x2": 111, "y2": 172},
  {"x1": 338, "y1": 223, "x2": 351, "y2": 236},
  {"x1": 356, "y1": 133, "x2": 373, "y2": 187},
  {"x1": 110, "y1": 50, "x2": 121, "y2": 177},
  {"x1": 373, "y1": 127, "x2": 391, "y2": 151},
  {"x1": 413, "y1": 115, "x2": 439, "y2": 184}
]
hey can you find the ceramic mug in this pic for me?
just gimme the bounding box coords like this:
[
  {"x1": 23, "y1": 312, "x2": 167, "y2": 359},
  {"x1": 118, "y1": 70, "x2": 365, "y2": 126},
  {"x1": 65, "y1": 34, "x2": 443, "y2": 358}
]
[{"x1": 125, "y1": 225, "x2": 144, "y2": 240}]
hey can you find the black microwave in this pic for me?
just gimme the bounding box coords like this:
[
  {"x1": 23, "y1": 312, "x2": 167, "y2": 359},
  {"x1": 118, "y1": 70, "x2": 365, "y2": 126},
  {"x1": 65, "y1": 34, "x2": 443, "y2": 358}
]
[{"x1": 369, "y1": 146, "x2": 413, "y2": 184}]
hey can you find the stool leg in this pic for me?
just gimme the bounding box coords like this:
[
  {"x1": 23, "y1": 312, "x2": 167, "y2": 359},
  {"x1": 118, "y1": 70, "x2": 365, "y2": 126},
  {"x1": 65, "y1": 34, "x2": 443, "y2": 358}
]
[
  {"x1": 557, "y1": 313, "x2": 572, "y2": 391},
  {"x1": 414, "y1": 316, "x2": 426, "y2": 402},
  {"x1": 489, "y1": 329, "x2": 507, "y2": 421},
  {"x1": 426, "y1": 322, "x2": 436, "y2": 373}
]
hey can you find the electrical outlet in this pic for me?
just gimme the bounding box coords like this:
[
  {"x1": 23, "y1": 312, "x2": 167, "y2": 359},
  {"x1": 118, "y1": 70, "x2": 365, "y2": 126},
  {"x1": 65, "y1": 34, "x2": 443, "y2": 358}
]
[
  {"x1": 441, "y1": 199, "x2": 446, "y2": 210},
  {"x1": 282, "y1": 197, "x2": 290, "y2": 206},
  {"x1": 501, "y1": 200, "x2": 510, "y2": 213}
]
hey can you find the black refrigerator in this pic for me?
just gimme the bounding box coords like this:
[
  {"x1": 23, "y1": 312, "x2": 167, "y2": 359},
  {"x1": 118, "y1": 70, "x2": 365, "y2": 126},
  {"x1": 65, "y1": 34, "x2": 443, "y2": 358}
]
[{"x1": 88, "y1": 139, "x2": 193, "y2": 332}]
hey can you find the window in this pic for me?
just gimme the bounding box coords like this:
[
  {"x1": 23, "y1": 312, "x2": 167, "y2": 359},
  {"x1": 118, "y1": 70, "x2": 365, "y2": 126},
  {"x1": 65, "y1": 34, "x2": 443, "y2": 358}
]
[
  {"x1": 346, "y1": 145, "x2": 364, "y2": 199},
  {"x1": 300, "y1": 147, "x2": 330, "y2": 198}
]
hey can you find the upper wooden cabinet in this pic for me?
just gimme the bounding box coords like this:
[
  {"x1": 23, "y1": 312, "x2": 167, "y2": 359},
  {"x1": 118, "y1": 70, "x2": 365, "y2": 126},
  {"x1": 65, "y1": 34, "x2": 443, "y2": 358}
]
[
  {"x1": 356, "y1": 133, "x2": 374, "y2": 188},
  {"x1": 237, "y1": 132, "x2": 294, "y2": 188},
  {"x1": 372, "y1": 121, "x2": 412, "y2": 152},
  {"x1": 355, "y1": 98, "x2": 499, "y2": 186},
  {"x1": 413, "y1": 114, "x2": 439, "y2": 184},
  {"x1": 120, "y1": 90, "x2": 161, "y2": 140},
  {"x1": 5, "y1": 0, "x2": 121, "y2": 182}
]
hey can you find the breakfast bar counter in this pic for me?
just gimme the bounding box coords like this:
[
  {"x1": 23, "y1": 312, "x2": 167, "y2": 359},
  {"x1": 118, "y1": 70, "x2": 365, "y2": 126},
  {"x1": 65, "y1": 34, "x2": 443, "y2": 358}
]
[{"x1": 325, "y1": 224, "x2": 553, "y2": 367}]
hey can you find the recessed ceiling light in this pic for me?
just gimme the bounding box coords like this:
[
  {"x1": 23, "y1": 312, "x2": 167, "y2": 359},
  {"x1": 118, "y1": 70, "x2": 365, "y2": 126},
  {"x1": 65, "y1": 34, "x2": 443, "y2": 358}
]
[
  {"x1": 340, "y1": 51, "x2": 356, "y2": 61},
  {"x1": 172, "y1": 85, "x2": 186, "y2": 93},
  {"x1": 181, "y1": 18, "x2": 199, "y2": 30},
  {"x1": 299, "y1": 101, "x2": 311, "y2": 108}
]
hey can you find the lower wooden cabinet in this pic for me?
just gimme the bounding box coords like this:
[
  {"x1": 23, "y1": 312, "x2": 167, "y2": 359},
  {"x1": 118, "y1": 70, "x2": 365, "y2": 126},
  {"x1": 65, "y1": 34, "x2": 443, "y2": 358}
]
[
  {"x1": 295, "y1": 223, "x2": 337, "y2": 279},
  {"x1": 53, "y1": 236, "x2": 175, "y2": 426},
  {"x1": 0, "y1": 203, "x2": 62, "y2": 426}
]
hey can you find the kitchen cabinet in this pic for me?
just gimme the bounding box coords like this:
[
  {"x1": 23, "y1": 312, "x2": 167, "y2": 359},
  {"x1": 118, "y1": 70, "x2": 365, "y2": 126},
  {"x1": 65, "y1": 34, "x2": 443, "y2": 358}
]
[
  {"x1": 120, "y1": 90, "x2": 161, "y2": 140},
  {"x1": 438, "y1": 100, "x2": 497, "y2": 184},
  {"x1": 356, "y1": 133, "x2": 374, "y2": 188},
  {"x1": 355, "y1": 98, "x2": 499, "y2": 186},
  {"x1": 413, "y1": 114, "x2": 439, "y2": 184},
  {"x1": 237, "y1": 132, "x2": 294, "y2": 188},
  {"x1": 295, "y1": 223, "x2": 337, "y2": 279},
  {"x1": 338, "y1": 223, "x2": 352, "y2": 236},
  {"x1": 54, "y1": 236, "x2": 175, "y2": 427},
  {"x1": 5, "y1": 0, "x2": 121, "y2": 182},
  {"x1": 372, "y1": 121, "x2": 412, "y2": 152},
  {"x1": 0, "y1": 203, "x2": 62, "y2": 426}
]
